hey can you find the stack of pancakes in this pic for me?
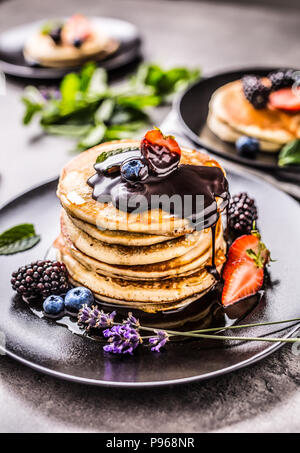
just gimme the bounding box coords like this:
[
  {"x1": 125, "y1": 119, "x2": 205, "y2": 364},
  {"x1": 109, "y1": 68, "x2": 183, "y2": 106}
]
[
  {"x1": 208, "y1": 80, "x2": 300, "y2": 152},
  {"x1": 55, "y1": 140, "x2": 227, "y2": 313}
]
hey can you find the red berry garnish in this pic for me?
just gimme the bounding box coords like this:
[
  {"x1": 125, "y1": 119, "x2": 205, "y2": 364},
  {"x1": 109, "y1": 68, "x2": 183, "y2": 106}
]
[
  {"x1": 140, "y1": 128, "x2": 181, "y2": 177},
  {"x1": 221, "y1": 230, "x2": 270, "y2": 306},
  {"x1": 221, "y1": 258, "x2": 264, "y2": 307},
  {"x1": 269, "y1": 87, "x2": 300, "y2": 111}
]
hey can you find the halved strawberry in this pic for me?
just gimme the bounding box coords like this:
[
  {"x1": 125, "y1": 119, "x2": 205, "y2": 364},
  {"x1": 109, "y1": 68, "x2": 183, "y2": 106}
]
[
  {"x1": 269, "y1": 87, "x2": 300, "y2": 111},
  {"x1": 143, "y1": 129, "x2": 181, "y2": 156},
  {"x1": 227, "y1": 233, "x2": 260, "y2": 264},
  {"x1": 221, "y1": 258, "x2": 264, "y2": 306},
  {"x1": 141, "y1": 128, "x2": 181, "y2": 177},
  {"x1": 62, "y1": 14, "x2": 92, "y2": 46},
  {"x1": 222, "y1": 230, "x2": 269, "y2": 281}
]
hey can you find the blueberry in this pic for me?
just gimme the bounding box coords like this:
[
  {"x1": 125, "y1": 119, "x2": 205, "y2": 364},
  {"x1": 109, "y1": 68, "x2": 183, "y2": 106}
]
[
  {"x1": 43, "y1": 295, "x2": 65, "y2": 315},
  {"x1": 64, "y1": 287, "x2": 94, "y2": 312},
  {"x1": 236, "y1": 136, "x2": 260, "y2": 158},
  {"x1": 73, "y1": 38, "x2": 83, "y2": 48},
  {"x1": 121, "y1": 159, "x2": 148, "y2": 184}
]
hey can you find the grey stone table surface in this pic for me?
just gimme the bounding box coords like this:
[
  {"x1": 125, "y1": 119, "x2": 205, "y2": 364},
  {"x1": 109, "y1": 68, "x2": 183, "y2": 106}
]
[{"x1": 0, "y1": 0, "x2": 300, "y2": 433}]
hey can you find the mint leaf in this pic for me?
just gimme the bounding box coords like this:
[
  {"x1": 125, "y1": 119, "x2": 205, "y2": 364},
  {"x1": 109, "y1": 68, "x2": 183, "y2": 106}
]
[
  {"x1": 40, "y1": 20, "x2": 62, "y2": 35},
  {"x1": 22, "y1": 86, "x2": 44, "y2": 125},
  {"x1": 60, "y1": 73, "x2": 82, "y2": 115},
  {"x1": 0, "y1": 236, "x2": 41, "y2": 255},
  {"x1": 278, "y1": 139, "x2": 300, "y2": 167},
  {"x1": 80, "y1": 62, "x2": 97, "y2": 92},
  {"x1": 78, "y1": 123, "x2": 107, "y2": 149},
  {"x1": 87, "y1": 68, "x2": 108, "y2": 98},
  {"x1": 0, "y1": 224, "x2": 40, "y2": 255},
  {"x1": 95, "y1": 146, "x2": 139, "y2": 164},
  {"x1": 43, "y1": 124, "x2": 91, "y2": 137},
  {"x1": 94, "y1": 99, "x2": 115, "y2": 124}
]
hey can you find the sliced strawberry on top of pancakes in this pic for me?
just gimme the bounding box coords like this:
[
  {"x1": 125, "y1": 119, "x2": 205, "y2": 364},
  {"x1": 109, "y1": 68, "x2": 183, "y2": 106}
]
[{"x1": 269, "y1": 87, "x2": 300, "y2": 112}]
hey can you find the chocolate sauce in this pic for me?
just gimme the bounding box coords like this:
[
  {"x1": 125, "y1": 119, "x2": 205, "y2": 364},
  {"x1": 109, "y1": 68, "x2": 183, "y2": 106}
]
[
  {"x1": 205, "y1": 222, "x2": 221, "y2": 280},
  {"x1": 88, "y1": 148, "x2": 229, "y2": 276}
]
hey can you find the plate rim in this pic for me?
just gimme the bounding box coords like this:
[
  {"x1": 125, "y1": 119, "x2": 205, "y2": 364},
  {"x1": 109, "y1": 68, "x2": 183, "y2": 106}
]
[
  {"x1": 1, "y1": 323, "x2": 299, "y2": 388},
  {"x1": 175, "y1": 66, "x2": 300, "y2": 173},
  {"x1": 0, "y1": 174, "x2": 299, "y2": 388}
]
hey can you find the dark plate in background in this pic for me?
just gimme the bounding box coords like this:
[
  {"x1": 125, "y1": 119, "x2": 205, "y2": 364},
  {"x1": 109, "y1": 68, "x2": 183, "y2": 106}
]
[
  {"x1": 176, "y1": 68, "x2": 300, "y2": 173},
  {"x1": 0, "y1": 17, "x2": 141, "y2": 79},
  {"x1": 0, "y1": 171, "x2": 299, "y2": 387}
]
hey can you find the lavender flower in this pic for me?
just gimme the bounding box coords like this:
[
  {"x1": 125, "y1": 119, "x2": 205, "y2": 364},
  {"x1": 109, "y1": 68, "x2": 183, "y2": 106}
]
[
  {"x1": 78, "y1": 305, "x2": 116, "y2": 330},
  {"x1": 125, "y1": 312, "x2": 140, "y2": 328},
  {"x1": 149, "y1": 330, "x2": 169, "y2": 352},
  {"x1": 39, "y1": 86, "x2": 61, "y2": 101},
  {"x1": 103, "y1": 323, "x2": 142, "y2": 355}
]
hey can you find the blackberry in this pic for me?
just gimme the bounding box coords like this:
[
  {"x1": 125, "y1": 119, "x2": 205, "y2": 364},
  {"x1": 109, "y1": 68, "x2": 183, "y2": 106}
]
[
  {"x1": 11, "y1": 260, "x2": 69, "y2": 300},
  {"x1": 228, "y1": 192, "x2": 258, "y2": 235},
  {"x1": 49, "y1": 27, "x2": 62, "y2": 45},
  {"x1": 242, "y1": 75, "x2": 271, "y2": 109},
  {"x1": 268, "y1": 69, "x2": 295, "y2": 91}
]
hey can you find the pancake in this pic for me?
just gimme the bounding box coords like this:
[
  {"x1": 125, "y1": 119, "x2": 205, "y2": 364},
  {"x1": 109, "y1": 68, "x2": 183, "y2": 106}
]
[
  {"x1": 68, "y1": 276, "x2": 209, "y2": 313},
  {"x1": 23, "y1": 26, "x2": 118, "y2": 68},
  {"x1": 207, "y1": 112, "x2": 281, "y2": 152},
  {"x1": 58, "y1": 216, "x2": 226, "y2": 280},
  {"x1": 68, "y1": 213, "x2": 176, "y2": 246},
  {"x1": 209, "y1": 80, "x2": 300, "y2": 148},
  {"x1": 57, "y1": 140, "x2": 226, "y2": 235},
  {"x1": 56, "y1": 239, "x2": 224, "y2": 309},
  {"x1": 61, "y1": 209, "x2": 203, "y2": 266}
]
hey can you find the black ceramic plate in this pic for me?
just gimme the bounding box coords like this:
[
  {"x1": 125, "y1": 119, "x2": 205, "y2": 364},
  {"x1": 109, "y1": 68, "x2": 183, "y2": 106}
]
[
  {"x1": 0, "y1": 17, "x2": 141, "y2": 79},
  {"x1": 0, "y1": 172, "x2": 299, "y2": 387},
  {"x1": 176, "y1": 68, "x2": 300, "y2": 173}
]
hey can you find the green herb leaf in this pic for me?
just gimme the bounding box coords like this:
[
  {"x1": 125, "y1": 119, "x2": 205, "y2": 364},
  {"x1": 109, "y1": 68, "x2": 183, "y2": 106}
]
[
  {"x1": 42, "y1": 123, "x2": 91, "y2": 137},
  {"x1": 95, "y1": 146, "x2": 139, "y2": 164},
  {"x1": 21, "y1": 62, "x2": 201, "y2": 150},
  {"x1": 117, "y1": 94, "x2": 161, "y2": 109},
  {"x1": 60, "y1": 73, "x2": 82, "y2": 115},
  {"x1": 40, "y1": 20, "x2": 62, "y2": 35},
  {"x1": 80, "y1": 62, "x2": 97, "y2": 92},
  {"x1": 94, "y1": 98, "x2": 115, "y2": 124},
  {"x1": 22, "y1": 86, "x2": 44, "y2": 125},
  {"x1": 78, "y1": 123, "x2": 107, "y2": 149},
  {"x1": 278, "y1": 139, "x2": 300, "y2": 167},
  {"x1": 86, "y1": 68, "x2": 108, "y2": 98},
  {"x1": 0, "y1": 224, "x2": 40, "y2": 255}
]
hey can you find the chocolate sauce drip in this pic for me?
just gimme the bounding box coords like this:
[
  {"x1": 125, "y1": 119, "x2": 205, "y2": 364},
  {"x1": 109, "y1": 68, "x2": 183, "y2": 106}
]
[
  {"x1": 205, "y1": 222, "x2": 221, "y2": 280},
  {"x1": 88, "y1": 148, "x2": 229, "y2": 276}
]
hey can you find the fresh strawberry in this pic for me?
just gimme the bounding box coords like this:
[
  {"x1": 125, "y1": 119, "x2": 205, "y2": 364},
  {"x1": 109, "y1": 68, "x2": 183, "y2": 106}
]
[
  {"x1": 142, "y1": 128, "x2": 181, "y2": 156},
  {"x1": 221, "y1": 228, "x2": 271, "y2": 306},
  {"x1": 141, "y1": 128, "x2": 181, "y2": 177},
  {"x1": 227, "y1": 233, "x2": 260, "y2": 264},
  {"x1": 62, "y1": 14, "x2": 92, "y2": 46},
  {"x1": 221, "y1": 258, "x2": 264, "y2": 306},
  {"x1": 269, "y1": 87, "x2": 300, "y2": 111},
  {"x1": 222, "y1": 229, "x2": 269, "y2": 281}
]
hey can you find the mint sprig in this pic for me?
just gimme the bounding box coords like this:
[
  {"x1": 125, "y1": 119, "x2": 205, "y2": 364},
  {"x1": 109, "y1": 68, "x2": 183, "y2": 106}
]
[
  {"x1": 95, "y1": 146, "x2": 139, "y2": 164},
  {"x1": 278, "y1": 139, "x2": 300, "y2": 167},
  {"x1": 0, "y1": 224, "x2": 40, "y2": 255},
  {"x1": 21, "y1": 62, "x2": 201, "y2": 152}
]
